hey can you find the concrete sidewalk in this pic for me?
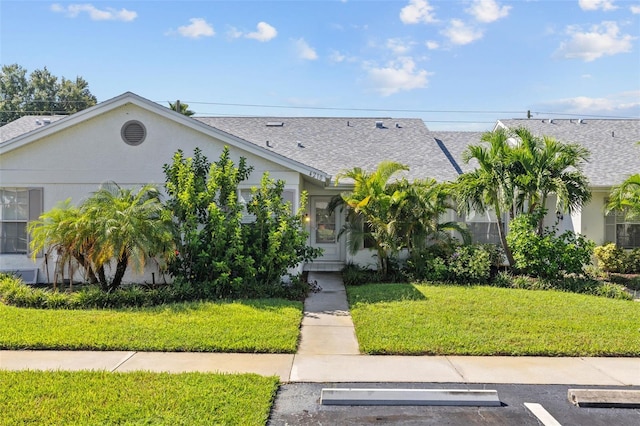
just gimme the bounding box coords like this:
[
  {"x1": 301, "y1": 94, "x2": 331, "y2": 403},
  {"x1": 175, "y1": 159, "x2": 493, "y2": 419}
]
[{"x1": 1, "y1": 272, "x2": 639, "y2": 386}]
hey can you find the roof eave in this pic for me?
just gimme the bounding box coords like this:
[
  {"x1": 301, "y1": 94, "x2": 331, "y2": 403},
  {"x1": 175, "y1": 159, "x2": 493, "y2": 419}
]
[{"x1": 0, "y1": 92, "x2": 330, "y2": 184}]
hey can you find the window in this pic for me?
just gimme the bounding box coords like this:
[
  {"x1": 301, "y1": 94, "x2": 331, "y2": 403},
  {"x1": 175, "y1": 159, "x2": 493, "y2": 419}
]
[
  {"x1": 605, "y1": 210, "x2": 640, "y2": 249},
  {"x1": 0, "y1": 188, "x2": 42, "y2": 254},
  {"x1": 461, "y1": 210, "x2": 502, "y2": 245}
]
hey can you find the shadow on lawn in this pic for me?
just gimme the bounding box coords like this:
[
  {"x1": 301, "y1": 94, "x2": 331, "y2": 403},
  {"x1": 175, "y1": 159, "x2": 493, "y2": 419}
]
[{"x1": 347, "y1": 283, "x2": 427, "y2": 305}]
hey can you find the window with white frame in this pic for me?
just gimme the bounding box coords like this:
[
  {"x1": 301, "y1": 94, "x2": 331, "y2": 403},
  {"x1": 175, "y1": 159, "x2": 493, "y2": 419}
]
[
  {"x1": 461, "y1": 210, "x2": 502, "y2": 245},
  {"x1": 0, "y1": 188, "x2": 43, "y2": 254},
  {"x1": 605, "y1": 209, "x2": 640, "y2": 249}
]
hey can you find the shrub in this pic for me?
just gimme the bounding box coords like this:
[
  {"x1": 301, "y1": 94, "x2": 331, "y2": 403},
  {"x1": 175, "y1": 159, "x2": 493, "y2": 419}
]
[
  {"x1": 594, "y1": 243, "x2": 627, "y2": 273},
  {"x1": 448, "y1": 244, "x2": 492, "y2": 283},
  {"x1": 342, "y1": 263, "x2": 383, "y2": 286},
  {"x1": 507, "y1": 213, "x2": 594, "y2": 279},
  {"x1": 164, "y1": 147, "x2": 321, "y2": 299},
  {"x1": 0, "y1": 274, "x2": 178, "y2": 309},
  {"x1": 590, "y1": 282, "x2": 631, "y2": 300},
  {"x1": 608, "y1": 273, "x2": 640, "y2": 291},
  {"x1": 629, "y1": 249, "x2": 640, "y2": 273},
  {"x1": 492, "y1": 270, "x2": 513, "y2": 288}
]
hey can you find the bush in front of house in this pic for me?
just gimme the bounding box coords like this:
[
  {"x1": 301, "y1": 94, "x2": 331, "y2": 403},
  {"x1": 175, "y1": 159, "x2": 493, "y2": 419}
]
[
  {"x1": 506, "y1": 212, "x2": 594, "y2": 279},
  {"x1": 163, "y1": 147, "x2": 321, "y2": 300},
  {"x1": 341, "y1": 263, "x2": 387, "y2": 286},
  {"x1": 485, "y1": 270, "x2": 631, "y2": 300},
  {"x1": 0, "y1": 274, "x2": 176, "y2": 309},
  {"x1": 594, "y1": 243, "x2": 640, "y2": 274},
  {"x1": 404, "y1": 243, "x2": 499, "y2": 284},
  {"x1": 448, "y1": 244, "x2": 502, "y2": 284},
  {"x1": 594, "y1": 243, "x2": 627, "y2": 272},
  {"x1": 1, "y1": 272, "x2": 315, "y2": 309}
]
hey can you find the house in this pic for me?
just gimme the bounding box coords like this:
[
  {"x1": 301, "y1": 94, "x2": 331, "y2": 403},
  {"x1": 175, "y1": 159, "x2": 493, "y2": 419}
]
[
  {"x1": 1, "y1": 92, "x2": 638, "y2": 283},
  {"x1": 496, "y1": 118, "x2": 640, "y2": 248}
]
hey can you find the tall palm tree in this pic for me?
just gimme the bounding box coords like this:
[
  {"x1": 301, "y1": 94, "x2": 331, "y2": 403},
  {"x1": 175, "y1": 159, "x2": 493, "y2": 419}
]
[
  {"x1": 334, "y1": 161, "x2": 409, "y2": 277},
  {"x1": 511, "y1": 127, "x2": 591, "y2": 232},
  {"x1": 455, "y1": 127, "x2": 517, "y2": 266},
  {"x1": 80, "y1": 183, "x2": 175, "y2": 291}
]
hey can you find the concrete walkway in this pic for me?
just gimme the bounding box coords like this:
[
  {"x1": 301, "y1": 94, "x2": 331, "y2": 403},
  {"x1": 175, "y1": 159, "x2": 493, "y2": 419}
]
[{"x1": 1, "y1": 272, "x2": 639, "y2": 386}]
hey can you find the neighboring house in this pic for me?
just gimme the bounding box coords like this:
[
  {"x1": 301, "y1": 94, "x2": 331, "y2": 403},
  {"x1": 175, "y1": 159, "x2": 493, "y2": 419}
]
[
  {"x1": 1, "y1": 92, "x2": 638, "y2": 283},
  {"x1": 496, "y1": 119, "x2": 640, "y2": 248}
]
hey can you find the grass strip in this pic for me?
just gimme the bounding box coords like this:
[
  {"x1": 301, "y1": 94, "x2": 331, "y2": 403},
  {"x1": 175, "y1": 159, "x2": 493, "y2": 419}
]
[
  {"x1": 0, "y1": 299, "x2": 302, "y2": 353},
  {"x1": 0, "y1": 370, "x2": 278, "y2": 425},
  {"x1": 348, "y1": 283, "x2": 640, "y2": 356}
]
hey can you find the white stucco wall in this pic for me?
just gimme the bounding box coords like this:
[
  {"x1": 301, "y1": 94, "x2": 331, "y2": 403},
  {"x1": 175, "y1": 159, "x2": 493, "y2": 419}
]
[
  {"x1": 0, "y1": 103, "x2": 305, "y2": 283},
  {"x1": 580, "y1": 191, "x2": 608, "y2": 245}
]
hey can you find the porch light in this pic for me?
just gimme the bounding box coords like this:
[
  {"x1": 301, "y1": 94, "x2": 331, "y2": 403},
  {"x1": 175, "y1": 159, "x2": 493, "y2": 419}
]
[{"x1": 304, "y1": 213, "x2": 311, "y2": 223}]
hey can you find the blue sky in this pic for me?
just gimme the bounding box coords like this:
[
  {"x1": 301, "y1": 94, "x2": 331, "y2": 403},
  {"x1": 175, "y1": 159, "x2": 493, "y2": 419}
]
[{"x1": 2, "y1": 0, "x2": 639, "y2": 130}]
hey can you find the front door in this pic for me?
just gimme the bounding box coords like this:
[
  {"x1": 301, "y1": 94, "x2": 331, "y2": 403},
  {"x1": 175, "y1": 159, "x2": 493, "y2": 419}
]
[{"x1": 310, "y1": 197, "x2": 343, "y2": 262}]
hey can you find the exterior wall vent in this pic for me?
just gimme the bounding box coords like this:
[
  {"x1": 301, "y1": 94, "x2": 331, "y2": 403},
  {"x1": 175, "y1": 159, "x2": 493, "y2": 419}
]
[{"x1": 121, "y1": 120, "x2": 146, "y2": 146}]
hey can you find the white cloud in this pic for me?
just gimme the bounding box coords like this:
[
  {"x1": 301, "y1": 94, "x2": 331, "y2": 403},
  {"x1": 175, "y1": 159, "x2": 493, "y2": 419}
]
[
  {"x1": 442, "y1": 19, "x2": 484, "y2": 45},
  {"x1": 543, "y1": 91, "x2": 640, "y2": 115},
  {"x1": 426, "y1": 40, "x2": 440, "y2": 50},
  {"x1": 367, "y1": 57, "x2": 431, "y2": 96},
  {"x1": 578, "y1": 0, "x2": 618, "y2": 11},
  {"x1": 466, "y1": 0, "x2": 511, "y2": 23},
  {"x1": 400, "y1": 0, "x2": 437, "y2": 24},
  {"x1": 177, "y1": 18, "x2": 215, "y2": 39},
  {"x1": 50, "y1": 3, "x2": 137, "y2": 21},
  {"x1": 295, "y1": 38, "x2": 318, "y2": 60},
  {"x1": 386, "y1": 38, "x2": 414, "y2": 55},
  {"x1": 329, "y1": 50, "x2": 346, "y2": 63},
  {"x1": 227, "y1": 26, "x2": 243, "y2": 39},
  {"x1": 631, "y1": 5, "x2": 640, "y2": 14},
  {"x1": 554, "y1": 21, "x2": 634, "y2": 61},
  {"x1": 246, "y1": 22, "x2": 277, "y2": 42}
]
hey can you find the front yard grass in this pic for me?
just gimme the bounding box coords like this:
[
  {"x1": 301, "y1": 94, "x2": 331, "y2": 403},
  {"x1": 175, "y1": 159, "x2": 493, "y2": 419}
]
[
  {"x1": 0, "y1": 370, "x2": 278, "y2": 425},
  {"x1": 0, "y1": 299, "x2": 302, "y2": 353},
  {"x1": 347, "y1": 283, "x2": 640, "y2": 356}
]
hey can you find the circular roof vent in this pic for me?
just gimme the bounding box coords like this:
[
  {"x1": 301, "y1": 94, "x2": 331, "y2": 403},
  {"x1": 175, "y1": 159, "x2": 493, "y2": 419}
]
[{"x1": 121, "y1": 120, "x2": 146, "y2": 146}]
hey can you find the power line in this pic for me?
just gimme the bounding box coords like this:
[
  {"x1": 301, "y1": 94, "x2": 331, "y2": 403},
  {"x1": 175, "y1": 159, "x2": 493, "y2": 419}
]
[
  {"x1": 531, "y1": 111, "x2": 637, "y2": 119},
  {"x1": 160, "y1": 100, "x2": 523, "y2": 115}
]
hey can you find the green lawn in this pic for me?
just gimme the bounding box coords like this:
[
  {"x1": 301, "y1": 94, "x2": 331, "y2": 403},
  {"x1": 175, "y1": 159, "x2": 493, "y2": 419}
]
[
  {"x1": 347, "y1": 283, "x2": 640, "y2": 356},
  {"x1": 0, "y1": 370, "x2": 278, "y2": 425},
  {"x1": 0, "y1": 299, "x2": 302, "y2": 353}
]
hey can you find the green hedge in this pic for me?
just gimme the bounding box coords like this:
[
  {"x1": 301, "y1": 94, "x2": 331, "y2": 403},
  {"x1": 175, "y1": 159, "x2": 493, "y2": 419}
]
[{"x1": 0, "y1": 273, "x2": 310, "y2": 309}]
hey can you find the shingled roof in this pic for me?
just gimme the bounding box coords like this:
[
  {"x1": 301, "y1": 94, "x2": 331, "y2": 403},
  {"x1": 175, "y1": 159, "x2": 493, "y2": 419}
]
[
  {"x1": 498, "y1": 119, "x2": 640, "y2": 187},
  {"x1": 0, "y1": 115, "x2": 67, "y2": 143},
  {"x1": 195, "y1": 117, "x2": 462, "y2": 182}
]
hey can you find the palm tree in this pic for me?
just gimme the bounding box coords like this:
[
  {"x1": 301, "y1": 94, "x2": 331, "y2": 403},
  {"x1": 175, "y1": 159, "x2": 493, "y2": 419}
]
[
  {"x1": 455, "y1": 128, "x2": 517, "y2": 266},
  {"x1": 28, "y1": 199, "x2": 99, "y2": 286},
  {"x1": 334, "y1": 161, "x2": 409, "y2": 277},
  {"x1": 168, "y1": 101, "x2": 195, "y2": 117},
  {"x1": 510, "y1": 127, "x2": 591, "y2": 233},
  {"x1": 391, "y1": 177, "x2": 470, "y2": 251},
  {"x1": 606, "y1": 174, "x2": 640, "y2": 220},
  {"x1": 80, "y1": 183, "x2": 175, "y2": 291}
]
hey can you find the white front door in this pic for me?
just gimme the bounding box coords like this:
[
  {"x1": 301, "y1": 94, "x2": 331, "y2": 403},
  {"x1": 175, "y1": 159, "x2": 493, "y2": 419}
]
[{"x1": 310, "y1": 196, "x2": 343, "y2": 262}]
